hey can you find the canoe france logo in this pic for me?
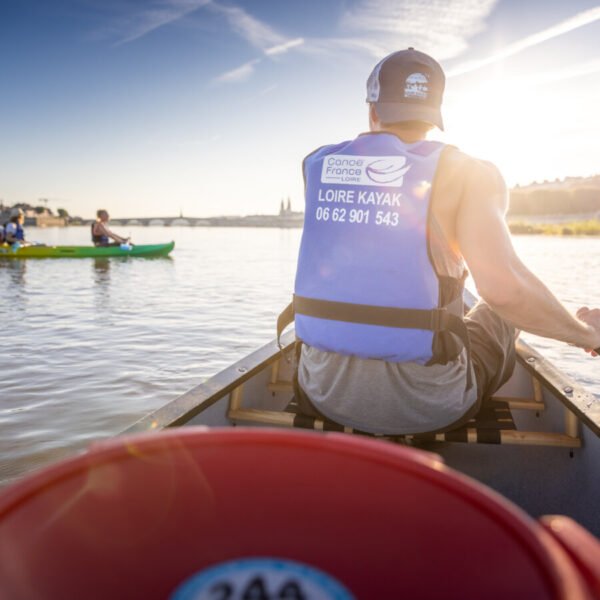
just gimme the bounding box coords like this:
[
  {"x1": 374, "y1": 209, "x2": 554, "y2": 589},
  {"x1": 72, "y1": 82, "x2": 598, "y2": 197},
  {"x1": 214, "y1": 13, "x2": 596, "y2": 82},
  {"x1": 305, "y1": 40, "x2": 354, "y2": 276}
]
[
  {"x1": 321, "y1": 154, "x2": 410, "y2": 187},
  {"x1": 404, "y1": 72, "x2": 429, "y2": 99},
  {"x1": 365, "y1": 158, "x2": 410, "y2": 185}
]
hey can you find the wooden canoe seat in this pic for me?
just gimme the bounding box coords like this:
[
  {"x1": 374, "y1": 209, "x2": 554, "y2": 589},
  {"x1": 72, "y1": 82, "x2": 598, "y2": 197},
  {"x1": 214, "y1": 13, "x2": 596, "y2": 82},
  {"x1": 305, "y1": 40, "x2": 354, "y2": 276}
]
[
  {"x1": 285, "y1": 397, "x2": 517, "y2": 445},
  {"x1": 227, "y1": 353, "x2": 583, "y2": 448},
  {"x1": 229, "y1": 392, "x2": 580, "y2": 448}
]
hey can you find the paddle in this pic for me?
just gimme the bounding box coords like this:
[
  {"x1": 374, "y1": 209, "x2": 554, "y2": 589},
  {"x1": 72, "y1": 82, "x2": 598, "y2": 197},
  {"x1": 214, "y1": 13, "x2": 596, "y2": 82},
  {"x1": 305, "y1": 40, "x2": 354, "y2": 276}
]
[{"x1": 9, "y1": 241, "x2": 46, "y2": 250}]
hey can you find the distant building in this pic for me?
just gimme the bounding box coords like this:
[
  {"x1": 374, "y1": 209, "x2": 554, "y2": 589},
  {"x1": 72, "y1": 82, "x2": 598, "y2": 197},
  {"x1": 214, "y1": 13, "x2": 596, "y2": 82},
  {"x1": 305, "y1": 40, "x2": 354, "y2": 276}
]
[
  {"x1": 0, "y1": 202, "x2": 66, "y2": 227},
  {"x1": 279, "y1": 196, "x2": 303, "y2": 218},
  {"x1": 275, "y1": 196, "x2": 303, "y2": 227}
]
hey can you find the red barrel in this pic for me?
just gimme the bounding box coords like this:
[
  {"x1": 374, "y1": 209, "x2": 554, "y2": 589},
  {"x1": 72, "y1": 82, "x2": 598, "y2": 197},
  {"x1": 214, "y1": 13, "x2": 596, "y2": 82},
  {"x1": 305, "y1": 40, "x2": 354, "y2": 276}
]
[{"x1": 0, "y1": 428, "x2": 597, "y2": 599}]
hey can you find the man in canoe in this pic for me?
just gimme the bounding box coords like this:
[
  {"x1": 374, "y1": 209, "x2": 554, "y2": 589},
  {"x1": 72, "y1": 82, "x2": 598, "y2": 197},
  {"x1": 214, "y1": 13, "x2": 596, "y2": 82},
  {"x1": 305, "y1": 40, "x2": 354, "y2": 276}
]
[
  {"x1": 91, "y1": 210, "x2": 130, "y2": 246},
  {"x1": 290, "y1": 48, "x2": 600, "y2": 435},
  {"x1": 4, "y1": 208, "x2": 28, "y2": 246}
]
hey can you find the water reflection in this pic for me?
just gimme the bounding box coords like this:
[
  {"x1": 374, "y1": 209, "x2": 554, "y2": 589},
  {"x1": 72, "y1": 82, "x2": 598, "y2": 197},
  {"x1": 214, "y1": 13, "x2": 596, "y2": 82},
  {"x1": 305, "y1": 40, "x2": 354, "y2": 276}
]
[
  {"x1": 0, "y1": 258, "x2": 27, "y2": 286},
  {"x1": 93, "y1": 258, "x2": 111, "y2": 312},
  {"x1": 93, "y1": 257, "x2": 111, "y2": 278},
  {"x1": 0, "y1": 260, "x2": 27, "y2": 313}
]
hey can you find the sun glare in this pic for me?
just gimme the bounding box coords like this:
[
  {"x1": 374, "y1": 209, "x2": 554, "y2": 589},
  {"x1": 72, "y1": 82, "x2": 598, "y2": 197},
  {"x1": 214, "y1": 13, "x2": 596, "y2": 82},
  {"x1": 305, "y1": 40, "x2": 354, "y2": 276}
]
[{"x1": 443, "y1": 79, "x2": 556, "y2": 186}]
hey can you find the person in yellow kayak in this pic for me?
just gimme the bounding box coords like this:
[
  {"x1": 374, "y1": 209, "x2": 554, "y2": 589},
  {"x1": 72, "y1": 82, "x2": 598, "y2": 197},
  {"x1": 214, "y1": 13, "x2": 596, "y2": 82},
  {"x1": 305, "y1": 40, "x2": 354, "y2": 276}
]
[
  {"x1": 287, "y1": 47, "x2": 600, "y2": 436},
  {"x1": 91, "y1": 210, "x2": 130, "y2": 247},
  {"x1": 4, "y1": 208, "x2": 28, "y2": 246}
]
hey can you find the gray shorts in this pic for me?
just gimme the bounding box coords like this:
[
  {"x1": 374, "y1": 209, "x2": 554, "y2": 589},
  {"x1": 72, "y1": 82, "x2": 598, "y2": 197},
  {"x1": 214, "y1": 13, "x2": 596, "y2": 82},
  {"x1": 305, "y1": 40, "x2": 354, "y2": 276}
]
[
  {"x1": 294, "y1": 301, "x2": 517, "y2": 429},
  {"x1": 465, "y1": 301, "x2": 517, "y2": 402}
]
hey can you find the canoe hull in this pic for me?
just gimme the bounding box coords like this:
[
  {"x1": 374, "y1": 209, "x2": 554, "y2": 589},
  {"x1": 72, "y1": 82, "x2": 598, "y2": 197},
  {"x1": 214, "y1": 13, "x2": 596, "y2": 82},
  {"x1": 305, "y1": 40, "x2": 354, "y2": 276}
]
[
  {"x1": 124, "y1": 327, "x2": 600, "y2": 537},
  {"x1": 0, "y1": 241, "x2": 175, "y2": 258}
]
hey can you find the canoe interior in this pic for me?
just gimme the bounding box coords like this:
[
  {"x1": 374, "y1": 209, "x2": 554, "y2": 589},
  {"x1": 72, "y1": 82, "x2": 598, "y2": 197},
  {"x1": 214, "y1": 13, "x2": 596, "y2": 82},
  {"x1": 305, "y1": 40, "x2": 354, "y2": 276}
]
[{"x1": 124, "y1": 327, "x2": 600, "y2": 536}]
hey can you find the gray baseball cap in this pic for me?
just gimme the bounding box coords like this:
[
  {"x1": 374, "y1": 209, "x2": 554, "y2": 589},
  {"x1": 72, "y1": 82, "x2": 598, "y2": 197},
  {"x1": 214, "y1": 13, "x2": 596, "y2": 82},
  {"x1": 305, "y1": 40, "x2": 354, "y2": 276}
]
[{"x1": 366, "y1": 48, "x2": 445, "y2": 130}]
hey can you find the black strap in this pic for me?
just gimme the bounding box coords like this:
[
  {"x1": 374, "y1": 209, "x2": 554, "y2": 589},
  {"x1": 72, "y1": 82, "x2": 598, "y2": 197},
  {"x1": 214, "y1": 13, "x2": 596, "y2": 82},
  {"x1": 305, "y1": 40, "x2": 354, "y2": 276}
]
[
  {"x1": 295, "y1": 295, "x2": 452, "y2": 331},
  {"x1": 277, "y1": 295, "x2": 473, "y2": 390}
]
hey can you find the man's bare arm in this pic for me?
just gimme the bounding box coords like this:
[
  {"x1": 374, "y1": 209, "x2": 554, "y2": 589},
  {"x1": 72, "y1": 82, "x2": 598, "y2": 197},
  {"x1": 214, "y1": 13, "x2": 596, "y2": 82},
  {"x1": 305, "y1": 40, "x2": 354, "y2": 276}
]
[
  {"x1": 95, "y1": 222, "x2": 127, "y2": 244},
  {"x1": 105, "y1": 226, "x2": 127, "y2": 243},
  {"x1": 456, "y1": 157, "x2": 600, "y2": 350}
]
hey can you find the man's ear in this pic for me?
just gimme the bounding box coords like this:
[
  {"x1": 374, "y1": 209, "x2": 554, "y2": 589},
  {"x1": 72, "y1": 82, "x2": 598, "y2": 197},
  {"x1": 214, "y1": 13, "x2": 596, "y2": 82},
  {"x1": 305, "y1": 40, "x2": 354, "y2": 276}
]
[{"x1": 369, "y1": 103, "x2": 380, "y2": 130}]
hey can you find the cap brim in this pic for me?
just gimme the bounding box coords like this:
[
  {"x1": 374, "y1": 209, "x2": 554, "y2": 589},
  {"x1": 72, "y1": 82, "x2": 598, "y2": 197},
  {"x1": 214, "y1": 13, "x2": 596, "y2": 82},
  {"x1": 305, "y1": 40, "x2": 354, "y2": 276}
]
[{"x1": 374, "y1": 102, "x2": 444, "y2": 131}]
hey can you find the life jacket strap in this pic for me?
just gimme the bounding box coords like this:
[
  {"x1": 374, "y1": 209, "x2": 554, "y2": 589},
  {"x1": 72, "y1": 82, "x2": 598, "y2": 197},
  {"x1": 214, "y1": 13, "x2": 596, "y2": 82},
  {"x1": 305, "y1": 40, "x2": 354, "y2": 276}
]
[
  {"x1": 294, "y1": 294, "x2": 460, "y2": 331},
  {"x1": 277, "y1": 295, "x2": 473, "y2": 390},
  {"x1": 276, "y1": 301, "x2": 296, "y2": 350}
]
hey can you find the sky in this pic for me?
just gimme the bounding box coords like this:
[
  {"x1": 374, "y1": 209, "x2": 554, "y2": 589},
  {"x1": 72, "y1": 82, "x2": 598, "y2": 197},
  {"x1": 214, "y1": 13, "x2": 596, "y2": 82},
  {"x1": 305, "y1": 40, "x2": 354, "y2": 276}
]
[{"x1": 1, "y1": 0, "x2": 600, "y2": 218}]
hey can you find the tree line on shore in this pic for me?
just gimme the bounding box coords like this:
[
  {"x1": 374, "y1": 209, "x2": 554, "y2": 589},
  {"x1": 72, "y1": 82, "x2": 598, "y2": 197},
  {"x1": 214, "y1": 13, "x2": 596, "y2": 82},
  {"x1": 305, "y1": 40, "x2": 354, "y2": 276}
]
[
  {"x1": 508, "y1": 177, "x2": 600, "y2": 216},
  {"x1": 506, "y1": 177, "x2": 600, "y2": 235},
  {"x1": 508, "y1": 220, "x2": 600, "y2": 236}
]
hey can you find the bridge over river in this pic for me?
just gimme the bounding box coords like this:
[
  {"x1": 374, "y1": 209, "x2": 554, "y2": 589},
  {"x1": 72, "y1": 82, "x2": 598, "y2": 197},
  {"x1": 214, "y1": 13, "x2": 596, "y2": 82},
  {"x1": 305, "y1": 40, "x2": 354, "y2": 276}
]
[
  {"x1": 80, "y1": 214, "x2": 304, "y2": 228},
  {"x1": 82, "y1": 216, "x2": 213, "y2": 227}
]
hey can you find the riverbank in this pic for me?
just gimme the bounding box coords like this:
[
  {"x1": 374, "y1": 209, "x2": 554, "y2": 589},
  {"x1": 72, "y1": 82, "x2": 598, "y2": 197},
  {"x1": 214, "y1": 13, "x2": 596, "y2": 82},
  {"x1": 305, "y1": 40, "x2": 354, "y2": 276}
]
[
  {"x1": 21, "y1": 216, "x2": 600, "y2": 235},
  {"x1": 508, "y1": 219, "x2": 600, "y2": 236}
]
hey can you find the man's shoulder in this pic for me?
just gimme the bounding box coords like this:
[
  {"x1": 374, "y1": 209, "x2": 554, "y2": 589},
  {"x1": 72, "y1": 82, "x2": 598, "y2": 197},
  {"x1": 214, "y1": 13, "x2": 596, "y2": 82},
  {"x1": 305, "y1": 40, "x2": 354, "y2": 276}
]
[
  {"x1": 439, "y1": 146, "x2": 506, "y2": 193},
  {"x1": 441, "y1": 146, "x2": 502, "y2": 177}
]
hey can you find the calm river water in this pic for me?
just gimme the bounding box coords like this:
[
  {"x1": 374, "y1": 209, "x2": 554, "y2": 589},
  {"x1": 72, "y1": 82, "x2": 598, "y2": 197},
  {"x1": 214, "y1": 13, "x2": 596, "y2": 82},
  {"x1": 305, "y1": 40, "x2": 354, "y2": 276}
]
[{"x1": 1, "y1": 227, "x2": 598, "y2": 485}]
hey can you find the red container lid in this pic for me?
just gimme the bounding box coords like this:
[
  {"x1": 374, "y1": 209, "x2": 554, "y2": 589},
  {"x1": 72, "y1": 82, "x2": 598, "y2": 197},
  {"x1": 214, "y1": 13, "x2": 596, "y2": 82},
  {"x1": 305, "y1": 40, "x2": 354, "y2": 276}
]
[{"x1": 0, "y1": 428, "x2": 595, "y2": 599}]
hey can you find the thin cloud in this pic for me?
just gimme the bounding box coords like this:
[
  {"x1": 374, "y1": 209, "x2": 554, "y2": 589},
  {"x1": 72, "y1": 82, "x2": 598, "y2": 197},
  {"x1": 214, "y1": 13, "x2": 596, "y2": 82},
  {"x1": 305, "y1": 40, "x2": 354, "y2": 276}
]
[
  {"x1": 258, "y1": 83, "x2": 278, "y2": 96},
  {"x1": 265, "y1": 37, "x2": 305, "y2": 56},
  {"x1": 448, "y1": 6, "x2": 600, "y2": 77},
  {"x1": 339, "y1": 0, "x2": 499, "y2": 59},
  {"x1": 100, "y1": 0, "x2": 302, "y2": 53},
  {"x1": 522, "y1": 57, "x2": 600, "y2": 88},
  {"x1": 244, "y1": 83, "x2": 279, "y2": 103},
  {"x1": 99, "y1": 0, "x2": 304, "y2": 84},
  {"x1": 208, "y1": 3, "x2": 304, "y2": 56},
  {"x1": 213, "y1": 59, "x2": 261, "y2": 84},
  {"x1": 110, "y1": 0, "x2": 211, "y2": 46},
  {"x1": 208, "y1": 2, "x2": 285, "y2": 50},
  {"x1": 299, "y1": 37, "x2": 391, "y2": 63},
  {"x1": 445, "y1": 57, "x2": 600, "y2": 106},
  {"x1": 209, "y1": 4, "x2": 304, "y2": 83}
]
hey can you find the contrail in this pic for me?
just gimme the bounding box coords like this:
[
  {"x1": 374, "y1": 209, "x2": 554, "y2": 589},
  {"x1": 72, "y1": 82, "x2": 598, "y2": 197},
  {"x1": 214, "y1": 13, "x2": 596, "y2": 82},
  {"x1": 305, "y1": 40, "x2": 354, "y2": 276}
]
[{"x1": 447, "y1": 6, "x2": 600, "y2": 77}]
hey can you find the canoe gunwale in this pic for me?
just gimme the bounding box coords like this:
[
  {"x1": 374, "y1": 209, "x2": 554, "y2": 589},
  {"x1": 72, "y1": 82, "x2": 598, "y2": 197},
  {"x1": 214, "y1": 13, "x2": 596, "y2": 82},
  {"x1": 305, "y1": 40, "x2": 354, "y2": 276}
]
[
  {"x1": 124, "y1": 329, "x2": 599, "y2": 444},
  {"x1": 514, "y1": 339, "x2": 600, "y2": 437},
  {"x1": 124, "y1": 290, "x2": 600, "y2": 441},
  {"x1": 123, "y1": 330, "x2": 296, "y2": 434}
]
